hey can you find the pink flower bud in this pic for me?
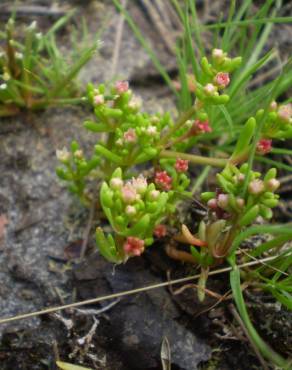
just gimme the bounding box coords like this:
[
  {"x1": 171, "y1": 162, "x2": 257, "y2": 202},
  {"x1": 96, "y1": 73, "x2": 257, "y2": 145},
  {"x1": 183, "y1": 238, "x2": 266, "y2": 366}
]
[
  {"x1": 125, "y1": 205, "x2": 136, "y2": 216},
  {"x1": 256, "y1": 139, "x2": 272, "y2": 155},
  {"x1": 204, "y1": 83, "x2": 217, "y2": 95},
  {"x1": 217, "y1": 194, "x2": 229, "y2": 209},
  {"x1": 266, "y1": 178, "x2": 280, "y2": 192},
  {"x1": 190, "y1": 120, "x2": 212, "y2": 135},
  {"x1": 214, "y1": 72, "x2": 230, "y2": 88},
  {"x1": 94, "y1": 94, "x2": 104, "y2": 105},
  {"x1": 123, "y1": 128, "x2": 137, "y2": 143},
  {"x1": 175, "y1": 158, "x2": 189, "y2": 173},
  {"x1": 207, "y1": 198, "x2": 217, "y2": 209},
  {"x1": 237, "y1": 173, "x2": 245, "y2": 183},
  {"x1": 110, "y1": 177, "x2": 123, "y2": 189},
  {"x1": 154, "y1": 224, "x2": 167, "y2": 238},
  {"x1": 149, "y1": 190, "x2": 160, "y2": 200},
  {"x1": 277, "y1": 104, "x2": 292, "y2": 123},
  {"x1": 121, "y1": 184, "x2": 137, "y2": 204},
  {"x1": 269, "y1": 101, "x2": 277, "y2": 111},
  {"x1": 123, "y1": 237, "x2": 145, "y2": 256},
  {"x1": 236, "y1": 198, "x2": 245, "y2": 208},
  {"x1": 248, "y1": 179, "x2": 264, "y2": 195},
  {"x1": 131, "y1": 175, "x2": 147, "y2": 194},
  {"x1": 212, "y1": 48, "x2": 225, "y2": 61},
  {"x1": 115, "y1": 80, "x2": 129, "y2": 94},
  {"x1": 154, "y1": 171, "x2": 172, "y2": 191}
]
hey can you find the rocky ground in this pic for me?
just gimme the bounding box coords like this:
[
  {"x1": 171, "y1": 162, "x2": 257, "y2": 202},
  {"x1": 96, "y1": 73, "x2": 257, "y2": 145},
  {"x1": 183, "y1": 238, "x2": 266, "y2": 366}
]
[{"x1": 0, "y1": 1, "x2": 291, "y2": 369}]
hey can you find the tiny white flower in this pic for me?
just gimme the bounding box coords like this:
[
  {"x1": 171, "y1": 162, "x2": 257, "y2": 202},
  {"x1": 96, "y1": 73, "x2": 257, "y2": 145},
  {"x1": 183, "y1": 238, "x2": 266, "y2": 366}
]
[
  {"x1": 3, "y1": 71, "x2": 10, "y2": 81},
  {"x1": 74, "y1": 150, "x2": 83, "y2": 159},
  {"x1": 28, "y1": 21, "x2": 37, "y2": 30},
  {"x1": 204, "y1": 83, "x2": 217, "y2": 96},
  {"x1": 94, "y1": 94, "x2": 104, "y2": 105},
  {"x1": 185, "y1": 120, "x2": 193, "y2": 128},
  {"x1": 248, "y1": 179, "x2": 264, "y2": 195},
  {"x1": 212, "y1": 48, "x2": 224, "y2": 60},
  {"x1": 266, "y1": 179, "x2": 280, "y2": 192},
  {"x1": 128, "y1": 95, "x2": 142, "y2": 110},
  {"x1": 116, "y1": 138, "x2": 124, "y2": 146},
  {"x1": 0, "y1": 83, "x2": 7, "y2": 90},
  {"x1": 15, "y1": 52, "x2": 23, "y2": 59},
  {"x1": 146, "y1": 125, "x2": 157, "y2": 136},
  {"x1": 56, "y1": 147, "x2": 70, "y2": 162},
  {"x1": 149, "y1": 190, "x2": 160, "y2": 201},
  {"x1": 131, "y1": 175, "x2": 147, "y2": 194},
  {"x1": 110, "y1": 178, "x2": 123, "y2": 190},
  {"x1": 217, "y1": 194, "x2": 229, "y2": 209},
  {"x1": 269, "y1": 101, "x2": 277, "y2": 111},
  {"x1": 125, "y1": 205, "x2": 136, "y2": 216}
]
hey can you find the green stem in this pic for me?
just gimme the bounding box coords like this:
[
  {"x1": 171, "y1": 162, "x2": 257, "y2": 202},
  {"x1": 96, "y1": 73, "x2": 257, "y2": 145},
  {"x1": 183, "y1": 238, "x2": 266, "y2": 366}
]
[
  {"x1": 229, "y1": 262, "x2": 289, "y2": 369},
  {"x1": 160, "y1": 150, "x2": 227, "y2": 168},
  {"x1": 31, "y1": 97, "x2": 86, "y2": 110},
  {"x1": 159, "y1": 105, "x2": 197, "y2": 147}
]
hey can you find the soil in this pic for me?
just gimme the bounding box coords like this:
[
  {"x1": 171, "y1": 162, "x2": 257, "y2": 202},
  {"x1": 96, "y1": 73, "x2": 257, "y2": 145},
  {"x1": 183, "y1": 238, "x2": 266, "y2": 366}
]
[{"x1": 0, "y1": 1, "x2": 291, "y2": 370}]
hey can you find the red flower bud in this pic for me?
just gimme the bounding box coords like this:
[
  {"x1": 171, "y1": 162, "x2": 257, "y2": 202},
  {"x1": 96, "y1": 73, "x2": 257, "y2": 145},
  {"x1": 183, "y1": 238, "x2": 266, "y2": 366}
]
[
  {"x1": 154, "y1": 224, "x2": 167, "y2": 238},
  {"x1": 214, "y1": 72, "x2": 230, "y2": 88},
  {"x1": 154, "y1": 171, "x2": 172, "y2": 191},
  {"x1": 115, "y1": 80, "x2": 129, "y2": 94},
  {"x1": 123, "y1": 237, "x2": 145, "y2": 256},
  {"x1": 190, "y1": 120, "x2": 212, "y2": 135},
  {"x1": 256, "y1": 139, "x2": 272, "y2": 155},
  {"x1": 175, "y1": 158, "x2": 189, "y2": 173}
]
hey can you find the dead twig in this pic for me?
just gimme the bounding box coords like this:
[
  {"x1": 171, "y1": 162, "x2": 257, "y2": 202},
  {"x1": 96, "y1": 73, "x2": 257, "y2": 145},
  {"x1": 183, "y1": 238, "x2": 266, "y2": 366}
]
[
  {"x1": 73, "y1": 298, "x2": 121, "y2": 316},
  {"x1": 0, "y1": 255, "x2": 282, "y2": 326},
  {"x1": 51, "y1": 312, "x2": 74, "y2": 332},
  {"x1": 76, "y1": 317, "x2": 99, "y2": 347},
  {"x1": 171, "y1": 283, "x2": 222, "y2": 300}
]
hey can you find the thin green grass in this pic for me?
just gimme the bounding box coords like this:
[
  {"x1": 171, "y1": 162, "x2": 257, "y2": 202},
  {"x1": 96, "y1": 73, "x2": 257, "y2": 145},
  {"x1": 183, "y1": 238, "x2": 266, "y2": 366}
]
[{"x1": 113, "y1": 1, "x2": 292, "y2": 365}]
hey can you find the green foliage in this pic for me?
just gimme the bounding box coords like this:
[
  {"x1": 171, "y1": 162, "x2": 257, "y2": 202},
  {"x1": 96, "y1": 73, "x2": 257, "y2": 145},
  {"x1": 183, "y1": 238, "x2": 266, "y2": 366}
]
[
  {"x1": 56, "y1": 361, "x2": 92, "y2": 370},
  {"x1": 97, "y1": 168, "x2": 173, "y2": 262},
  {"x1": 57, "y1": 2, "x2": 292, "y2": 365},
  {"x1": 0, "y1": 13, "x2": 98, "y2": 116}
]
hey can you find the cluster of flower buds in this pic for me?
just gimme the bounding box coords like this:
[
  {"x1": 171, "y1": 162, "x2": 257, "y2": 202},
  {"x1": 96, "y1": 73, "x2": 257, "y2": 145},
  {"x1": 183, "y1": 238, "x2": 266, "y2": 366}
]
[
  {"x1": 56, "y1": 141, "x2": 100, "y2": 199},
  {"x1": 155, "y1": 158, "x2": 190, "y2": 195},
  {"x1": 97, "y1": 168, "x2": 170, "y2": 262},
  {"x1": 85, "y1": 82, "x2": 173, "y2": 166},
  {"x1": 202, "y1": 164, "x2": 280, "y2": 226},
  {"x1": 257, "y1": 102, "x2": 292, "y2": 143},
  {"x1": 194, "y1": 49, "x2": 242, "y2": 105},
  {"x1": 171, "y1": 50, "x2": 242, "y2": 151}
]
